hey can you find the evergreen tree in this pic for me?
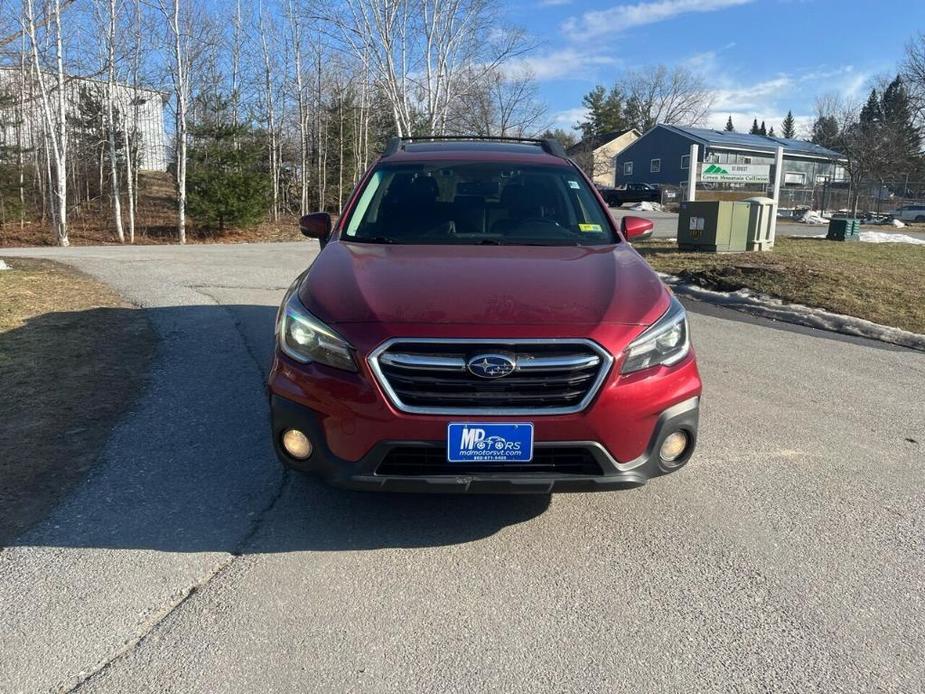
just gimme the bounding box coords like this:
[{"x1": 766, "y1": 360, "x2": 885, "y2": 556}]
[
  {"x1": 768, "y1": 126, "x2": 776, "y2": 137},
  {"x1": 724, "y1": 115, "x2": 734, "y2": 131},
  {"x1": 749, "y1": 118, "x2": 760, "y2": 134},
  {"x1": 781, "y1": 110, "x2": 796, "y2": 139},
  {"x1": 759, "y1": 120, "x2": 767, "y2": 136},
  {"x1": 539, "y1": 128, "x2": 578, "y2": 149},
  {"x1": 880, "y1": 75, "x2": 921, "y2": 172},
  {"x1": 859, "y1": 89, "x2": 882, "y2": 131},
  {"x1": 187, "y1": 97, "x2": 271, "y2": 233},
  {"x1": 577, "y1": 85, "x2": 627, "y2": 140},
  {"x1": 811, "y1": 115, "x2": 840, "y2": 149}
]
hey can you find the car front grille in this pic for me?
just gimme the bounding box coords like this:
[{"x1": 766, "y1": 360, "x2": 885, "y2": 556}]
[
  {"x1": 368, "y1": 339, "x2": 612, "y2": 415},
  {"x1": 376, "y1": 446, "x2": 604, "y2": 477}
]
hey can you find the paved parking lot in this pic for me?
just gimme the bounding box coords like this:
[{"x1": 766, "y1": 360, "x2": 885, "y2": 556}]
[{"x1": 1, "y1": 242, "x2": 923, "y2": 693}]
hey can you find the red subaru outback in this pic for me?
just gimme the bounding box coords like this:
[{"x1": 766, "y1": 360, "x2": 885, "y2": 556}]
[{"x1": 269, "y1": 137, "x2": 701, "y2": 493}]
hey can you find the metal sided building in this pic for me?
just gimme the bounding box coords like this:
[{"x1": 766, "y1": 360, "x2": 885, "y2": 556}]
[
  {"x1": 614, "y1": 124, "x2": 847, "y2": 189},
  {"x1": 0, "y1": 67, "x2": 169, "y2": 172}
]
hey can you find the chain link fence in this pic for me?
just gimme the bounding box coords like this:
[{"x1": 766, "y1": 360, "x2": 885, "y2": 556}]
[{"x1": 664, "y1": 180, "x2": 925, "y2": 219}]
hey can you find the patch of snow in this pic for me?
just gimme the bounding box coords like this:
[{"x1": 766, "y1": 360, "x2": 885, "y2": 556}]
[
  {"x1": 0, "y1": 260, "x2": 9, "y2": 271},
  {"x1": 859, "y1": 231, "x2": 925, "y2": 245},
  {"x1": 799, "y1": 210, "x2": 829, "y2": 225},
  {"x1": 891, "y1": 218, "x2": 906, "y2": 228},
  {"x1": 659, "y1": 272, "x2": 925, "y2": 352},
  {"x1": 628, "y1": 201, "x2": 662, "y2": 212}
]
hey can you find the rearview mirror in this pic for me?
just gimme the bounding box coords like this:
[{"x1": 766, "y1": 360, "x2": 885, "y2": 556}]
[
  {"x1": 621, "y1": 215, "x2": 654, "y2": 241},
  {"x1": 299, "y1": 212, "x2": 332, "y2": 242}
]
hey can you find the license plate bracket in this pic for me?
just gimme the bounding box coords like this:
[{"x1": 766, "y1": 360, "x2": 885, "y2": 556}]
[{"x1": 446, "y1": 423, "x2": 534, "y2": 463}]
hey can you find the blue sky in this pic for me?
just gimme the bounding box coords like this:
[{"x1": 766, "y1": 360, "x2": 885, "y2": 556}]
[{"x1": 505, "y1": 0, "x2": 925, "y2": 137}]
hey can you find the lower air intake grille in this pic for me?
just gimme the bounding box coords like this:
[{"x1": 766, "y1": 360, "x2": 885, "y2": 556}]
[{"x1": 377, "y1": 446, "x2": 603, "y2": 477}]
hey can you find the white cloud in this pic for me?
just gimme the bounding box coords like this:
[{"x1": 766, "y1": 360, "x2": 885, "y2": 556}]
[
  {"x1": 562, "y1": 0, "x2": 754, "y2": 40},
  {"x1": 711, "y1": 77, "x2": 794, "y2": 112},
  {"x1": 507, "y1": 48, "x2": 619, "y2": 81},
  {"x1": 551, "y1": 107, "x2": 590, "y2": 131},
  {"x1": 703, "y1": 63, "x2": 873, "y2": 136}
]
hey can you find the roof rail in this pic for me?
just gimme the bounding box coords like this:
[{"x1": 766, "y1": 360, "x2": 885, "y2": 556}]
[{"x1": 382, "y1": 135, "x2": 569, "y2": 160}]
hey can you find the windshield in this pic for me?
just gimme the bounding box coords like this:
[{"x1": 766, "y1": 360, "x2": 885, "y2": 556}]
[{"x1": 342, "y1": 162, "x2": 617, "y2": 246}]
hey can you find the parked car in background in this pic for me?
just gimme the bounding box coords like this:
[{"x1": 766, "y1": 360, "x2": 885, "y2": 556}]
[
  {"x1": 269, "y1": 136, "x2": 702, "y2": 494},
  {"x1": 890, "y1": 204, "x2": 925, "y2": 222},
  {"x1": 597, "y1": 182, "x2": 661, "y2": 208}
]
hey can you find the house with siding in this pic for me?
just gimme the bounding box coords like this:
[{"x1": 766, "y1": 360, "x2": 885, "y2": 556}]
[
  {"x1": 615, "y1": 124, "x2": 846, "y2": 190},
  {"x1": 566, "y1": 129, "x2": 640, "y2": 187}
]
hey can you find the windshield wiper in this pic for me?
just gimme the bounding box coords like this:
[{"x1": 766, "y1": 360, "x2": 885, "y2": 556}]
[{"x1": 353, "y1": 236, "x2": 400, "y2": 244}]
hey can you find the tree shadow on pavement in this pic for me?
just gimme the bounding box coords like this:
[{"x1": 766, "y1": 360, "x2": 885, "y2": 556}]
[{"x1": 2, "y1": 304, "x2": 548, "y2": 554}]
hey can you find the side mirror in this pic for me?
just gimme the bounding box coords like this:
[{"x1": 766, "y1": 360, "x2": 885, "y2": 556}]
[
  {"x1": 299, "y1": 212, "x2": 332, "y2": 242},
  {"x1": 621, "y1": 215, "x2": 654, "y2": 241}
]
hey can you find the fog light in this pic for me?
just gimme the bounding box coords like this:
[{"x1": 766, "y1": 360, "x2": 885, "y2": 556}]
[
  {"x1": 282, "y1": 429, "x2": 313, "y2": 460},
  {"x1": 659, "y1": 431, "x2": 689, "y2": 463}
]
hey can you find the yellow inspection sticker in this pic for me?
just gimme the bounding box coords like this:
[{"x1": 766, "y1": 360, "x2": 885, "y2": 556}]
[{"x1": 578, "y1": 223, "x2": 602, "y2": 232}]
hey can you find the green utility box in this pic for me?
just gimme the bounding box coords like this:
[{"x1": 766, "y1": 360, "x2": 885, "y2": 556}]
[
  {"x1": 677, "y1": 201, "x2": 751, "y2": 252},
  {"x1": 744, "y1": 196, "x2": 776, "y2": 251},
  {"x1": 826, "y1": 218, "x2": 860, "y2": 241}
]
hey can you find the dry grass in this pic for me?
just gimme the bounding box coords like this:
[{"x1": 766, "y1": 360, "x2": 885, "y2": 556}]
[
  {"x1": 0, "y1": 258, "x2": 156, "y2": 544},
  {"x1": 637, "y1": 237, "x2": 925, "y2": 335},
  {"x1": 0, "y1": 172, "x2": 304, "y2": 247}
]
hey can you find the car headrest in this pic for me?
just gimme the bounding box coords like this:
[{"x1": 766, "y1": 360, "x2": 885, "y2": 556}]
[
  {"x1": 500, "y1": 184, "x2": 538, "y2": 216},
  {"x1": 408, "y1": 175, "x2": 439, "y2": 202}
]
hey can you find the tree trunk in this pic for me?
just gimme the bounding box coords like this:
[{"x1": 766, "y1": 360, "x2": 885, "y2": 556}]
[
  {"x1": 288, "y1": 0, "x2": 309, "y2": 213},
  {"x1": 124, "y1": 130, "x2": 135, "y2": 243},
  {"x1": 259, "y1": 10, "x2": 280, "y2": 221},
  {"x1": 170, "y1": 0, "x2": 187, "y2": 244},
  {"x1": 17, "y1": 30, "x2": 26, "y2": 229},
  {"x1": 25, "y1": 0, "x2": 69, "y2": 246},
  {"x1": 106, "y1": 0, "x2": 124, "y2": 243}
]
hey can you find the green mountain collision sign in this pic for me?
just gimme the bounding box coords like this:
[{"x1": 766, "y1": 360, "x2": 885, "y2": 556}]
[{"x1": 700, "y1": 163, "x2": 770, "y2": 183}]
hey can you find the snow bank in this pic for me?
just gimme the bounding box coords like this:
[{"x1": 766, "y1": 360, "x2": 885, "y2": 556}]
[
  {"x1": 891, "y1": 218, "x2": 906, "y2": 228},
  {"x1": 799, "y1": 210, "x2": 830, "y2": 224},
  {"x1": 659, "y1": 272, "x2": 925, "y2": 351},
  {"x1": 0, "y1": 260, "x2": 9, "y2": 271},
  {"x1": 628, "y1": 201, "x2": 662, "y2": 212},
  {"x1": 859, "y1": 231, "x2": 925, "y2": 245},
  {"x1": 794, "y1": 229, "x2": 925, "y2": 245}
]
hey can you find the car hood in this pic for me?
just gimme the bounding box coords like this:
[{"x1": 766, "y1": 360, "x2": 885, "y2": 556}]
[{"x1": 300, "y1": 242, "x2": 668, "y2": 326}]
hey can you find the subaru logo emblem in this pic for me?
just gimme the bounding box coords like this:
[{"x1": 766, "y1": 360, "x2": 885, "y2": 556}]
[{"x1": 467, "y1": 354, "x2": 516, "y2": 379}]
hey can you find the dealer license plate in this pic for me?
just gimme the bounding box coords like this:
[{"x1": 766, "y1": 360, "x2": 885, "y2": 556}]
[{"x1": 446, "y1": 423, "x2": 534, "y2": 463}]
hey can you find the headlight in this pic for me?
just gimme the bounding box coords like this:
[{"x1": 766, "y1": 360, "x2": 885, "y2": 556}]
[
  {"x1": 277, "y1": 290, "x2": 357, "y2": 372},
  {"x1": 621, "y1": 296, "x2": 690, "y2": 374}
]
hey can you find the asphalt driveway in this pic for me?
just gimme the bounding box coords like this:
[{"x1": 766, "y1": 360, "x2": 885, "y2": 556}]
[{"x1": 1, "y1": 241, "x2": 922, "y2": 693}]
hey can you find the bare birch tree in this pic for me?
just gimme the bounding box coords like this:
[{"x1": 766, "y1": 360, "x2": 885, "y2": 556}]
[
  {"x1": 158, "y1": 0, "x2": 188, "y2": 243},
  {"x1": 24, "y1": 0, "x2": 69, "y2": 246},
  {"x1": 122, "y1": 0, "x2": 143, "y2": 244},
  {"x1": 102, "y1": 0, "x2": 125, "y2": 242},
  {"x1": 257, "y1": 3, "x2": 281, "y2": 220},
  {"x1": 286, "y1": 0, "x2": 309, "y2": 211}
]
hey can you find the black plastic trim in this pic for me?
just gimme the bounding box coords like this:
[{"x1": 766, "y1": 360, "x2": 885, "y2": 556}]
[{"x1": 269, "y1": 394, "x2": 699, "y2": 494}]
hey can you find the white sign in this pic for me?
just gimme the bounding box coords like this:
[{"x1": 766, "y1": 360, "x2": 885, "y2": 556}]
[
  {"x1": 701, "y1": 163, "x2": 770, "y2": 183},
  {"x1": 689, "y1": 216, "x2": 705, "y2": 231}
]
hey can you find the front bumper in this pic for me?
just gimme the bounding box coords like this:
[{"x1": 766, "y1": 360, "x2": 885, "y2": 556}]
[{"x1": 270, "y1": 394, "x2": 699, "y2": 494}]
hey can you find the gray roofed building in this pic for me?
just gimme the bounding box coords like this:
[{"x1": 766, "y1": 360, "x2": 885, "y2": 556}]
[{"x1": 615, "y1": 123, "x2": 847, "y2": 190}]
